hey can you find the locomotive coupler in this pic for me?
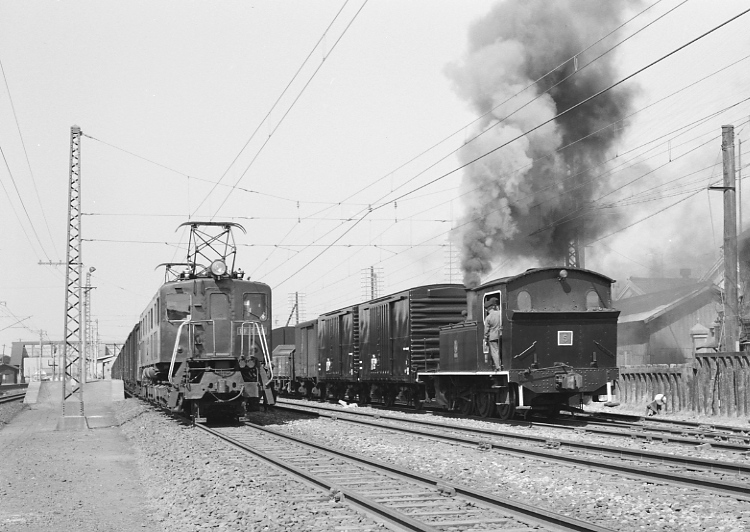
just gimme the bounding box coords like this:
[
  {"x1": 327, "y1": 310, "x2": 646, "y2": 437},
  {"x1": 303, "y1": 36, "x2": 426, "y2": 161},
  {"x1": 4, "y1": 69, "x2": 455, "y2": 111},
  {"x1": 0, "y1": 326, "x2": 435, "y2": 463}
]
[{"x1": 555, "y1": 372, "x2": 582, "y2": 390}]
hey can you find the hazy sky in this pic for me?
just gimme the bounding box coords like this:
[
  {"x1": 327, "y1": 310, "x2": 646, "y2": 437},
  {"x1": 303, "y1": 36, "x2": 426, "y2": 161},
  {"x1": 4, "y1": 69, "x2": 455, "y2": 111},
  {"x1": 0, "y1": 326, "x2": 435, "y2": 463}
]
[{"x1": 1, "y1": 0, "x2": 749, "y2": 353}]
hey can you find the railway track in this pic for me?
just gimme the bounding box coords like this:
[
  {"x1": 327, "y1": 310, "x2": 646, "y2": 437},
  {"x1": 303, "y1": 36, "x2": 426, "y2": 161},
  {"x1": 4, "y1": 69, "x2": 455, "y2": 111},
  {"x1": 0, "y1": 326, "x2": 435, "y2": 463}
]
[
  {"x1": 274, "y1": 400, "x2": 750, "y2": 501},
  {"x1": 199, "y1": 421, "x2": 615, "y2": 532},
  {"x1": 0, "y1": 392, "x2": 26, "y2": 405},
  {"x1": 279, "y1": 398, "x2": 750, "y2": 452},
  {"x1": 587, "y1": 412, "x2": 750, "y2": 440}
]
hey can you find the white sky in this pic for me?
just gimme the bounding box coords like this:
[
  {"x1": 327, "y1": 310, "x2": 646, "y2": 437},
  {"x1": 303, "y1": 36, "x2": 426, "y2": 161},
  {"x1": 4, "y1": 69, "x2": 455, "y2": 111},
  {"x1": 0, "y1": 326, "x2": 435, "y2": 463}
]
[{"x1": 1, "y1": 0, "x2": 749, "y2": 352}]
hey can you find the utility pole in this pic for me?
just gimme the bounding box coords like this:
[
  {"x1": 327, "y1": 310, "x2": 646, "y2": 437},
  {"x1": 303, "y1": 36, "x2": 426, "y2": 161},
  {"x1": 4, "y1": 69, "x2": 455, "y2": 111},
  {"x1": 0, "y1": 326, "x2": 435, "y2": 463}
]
[
  {"x1": 62, "y1": 125, "x2": 84, "y2": 420},
  {"x1": 361, "y1": 266, "x2": 383, "y2": 300},
  {"x1": 713, "y1": 125, "x2": 739, "y2": 351},
  {"x1": 285, "y1": 292, "x2": 299, "y2": 327}
]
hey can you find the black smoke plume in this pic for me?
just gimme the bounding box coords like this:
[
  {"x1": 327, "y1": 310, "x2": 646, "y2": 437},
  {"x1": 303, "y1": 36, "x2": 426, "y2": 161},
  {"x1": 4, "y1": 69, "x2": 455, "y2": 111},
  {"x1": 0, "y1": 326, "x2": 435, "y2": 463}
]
[{"x1": 447, "y1": 0, "x2": 637, "y2": 286}]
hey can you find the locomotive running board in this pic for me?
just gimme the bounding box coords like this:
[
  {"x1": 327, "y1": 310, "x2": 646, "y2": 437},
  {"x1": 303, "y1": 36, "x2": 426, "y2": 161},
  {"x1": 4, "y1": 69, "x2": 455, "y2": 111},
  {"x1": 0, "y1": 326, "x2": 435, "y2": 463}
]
[{"x1": 417, "y1": 371, "x2": 510, "y2": 377}]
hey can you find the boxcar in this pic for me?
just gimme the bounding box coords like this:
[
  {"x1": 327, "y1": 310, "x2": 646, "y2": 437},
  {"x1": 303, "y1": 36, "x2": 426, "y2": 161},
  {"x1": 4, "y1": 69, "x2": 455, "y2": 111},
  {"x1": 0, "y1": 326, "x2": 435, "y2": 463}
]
[
  {"x1": 294, "y1": 319, "x2": 319, "y2": 396},
  {"x1": 318, "y1": 284, "x2": 466, "y2": 406}
]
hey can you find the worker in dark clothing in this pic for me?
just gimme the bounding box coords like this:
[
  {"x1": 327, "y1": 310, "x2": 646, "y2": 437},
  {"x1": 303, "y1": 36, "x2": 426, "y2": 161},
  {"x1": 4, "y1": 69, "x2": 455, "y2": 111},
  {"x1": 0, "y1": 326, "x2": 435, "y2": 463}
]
[
  {"x1": 483, "y1": 298, "x2": 502, "y2": 370},
  {"x1": 646, "y1": 393, "x2": 667, "y2": 416}
]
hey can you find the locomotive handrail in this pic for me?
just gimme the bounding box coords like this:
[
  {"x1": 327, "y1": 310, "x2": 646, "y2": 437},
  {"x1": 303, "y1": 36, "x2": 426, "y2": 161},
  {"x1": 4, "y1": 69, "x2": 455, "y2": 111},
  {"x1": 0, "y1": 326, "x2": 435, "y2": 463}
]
[
  {"x1": 593, "y1": 340, "x2": 616, "y2": 358},
  {"x1": 186, "y1": 318, "x2": 217, "y2": 356},
  {"x1": 239, "y1": 321, "x2": 274, "y2": 381},
  {"x1": 169, "y1": 316, "x2": 192, "y2": 384},
  {"x1": 513, "y1": 341, "x2": 537, "y2": 359},
  {"x1": 253, "y1": 322, "x2": 274, "y2": 381}
]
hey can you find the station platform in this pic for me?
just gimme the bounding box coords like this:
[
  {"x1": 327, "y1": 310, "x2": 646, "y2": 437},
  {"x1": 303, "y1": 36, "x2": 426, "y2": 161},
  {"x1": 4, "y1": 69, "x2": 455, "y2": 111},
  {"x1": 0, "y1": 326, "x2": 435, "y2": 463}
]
[
  {"x1": 0, "y1": 379, "x2": 157, "y2": 531},
  {"x1": 23, "y1": 379, "x2": 125, "y2": 430}
]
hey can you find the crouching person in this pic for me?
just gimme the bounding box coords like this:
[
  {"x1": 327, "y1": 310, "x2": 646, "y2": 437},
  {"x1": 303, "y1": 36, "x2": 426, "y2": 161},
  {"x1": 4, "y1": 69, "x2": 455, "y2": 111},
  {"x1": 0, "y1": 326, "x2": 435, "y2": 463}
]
[{"x1": 646, "y1": 393, "x2": 667, "y2": 416}]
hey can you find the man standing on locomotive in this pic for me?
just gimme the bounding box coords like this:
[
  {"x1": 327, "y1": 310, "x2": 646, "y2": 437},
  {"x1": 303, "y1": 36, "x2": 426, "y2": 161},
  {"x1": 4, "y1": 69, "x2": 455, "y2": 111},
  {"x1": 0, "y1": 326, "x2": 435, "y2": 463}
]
[{"x1": 484, "y1": 298, "x2": 502, "y2": 371}]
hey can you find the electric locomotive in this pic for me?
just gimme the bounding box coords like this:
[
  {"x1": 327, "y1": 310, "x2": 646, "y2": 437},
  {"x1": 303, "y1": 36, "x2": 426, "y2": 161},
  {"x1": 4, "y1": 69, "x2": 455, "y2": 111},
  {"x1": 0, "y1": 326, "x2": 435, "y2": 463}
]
[
  {"x1": 112, "y1": 222, "x2": 275, "y2": 421},
  {"x1": 429, "y1": 267, "x2": 619, "y2": 419}
]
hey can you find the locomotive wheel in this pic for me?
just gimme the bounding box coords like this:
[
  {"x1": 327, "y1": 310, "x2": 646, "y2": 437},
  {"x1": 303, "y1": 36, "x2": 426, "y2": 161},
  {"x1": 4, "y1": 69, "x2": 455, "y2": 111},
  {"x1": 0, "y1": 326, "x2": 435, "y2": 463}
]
[
  {"x1": 495, "y1": 384, "x2": 517, "y2": 421},
  {"x1": 476, "y1": 392, "x2": 495, "y2": 418},
  {"x1": 459, "y1": 396, "x2": 474, "y2": 416}
]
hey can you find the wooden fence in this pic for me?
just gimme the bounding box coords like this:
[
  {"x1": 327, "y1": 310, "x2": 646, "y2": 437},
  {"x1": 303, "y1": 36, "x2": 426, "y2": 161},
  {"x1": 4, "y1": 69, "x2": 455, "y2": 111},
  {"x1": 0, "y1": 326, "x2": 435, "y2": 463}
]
[{"x1": 616, "y1": 352, "x2": 750, "y2": 417}]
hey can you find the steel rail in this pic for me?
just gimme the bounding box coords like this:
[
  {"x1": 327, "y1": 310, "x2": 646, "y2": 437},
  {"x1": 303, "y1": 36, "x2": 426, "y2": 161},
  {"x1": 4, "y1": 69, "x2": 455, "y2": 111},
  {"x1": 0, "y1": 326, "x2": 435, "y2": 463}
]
[
  {"x1": 0, "y1": 392, "x2": 26, "y2": 405},
  {"x1": 275, "y1": 402, "x2": 750, "y2": 500},
  {"x1": 586, "y1": 411, "x2": 750, "y2": 437},
  {"x1": 197, "y1": 422, "x2": 614, "y2": 532},
  {"x1": 277, "y1": 398, "x2": 750, "y2": 451}
]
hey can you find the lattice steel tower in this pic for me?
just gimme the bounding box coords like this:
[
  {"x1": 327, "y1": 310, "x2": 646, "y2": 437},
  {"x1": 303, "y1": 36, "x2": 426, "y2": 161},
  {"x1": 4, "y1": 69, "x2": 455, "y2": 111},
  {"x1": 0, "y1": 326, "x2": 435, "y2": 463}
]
[
  {"x1": 62, "y1": 125, "x2": 84, "y2": 416},
  {"x1": 565, "y1": 235, "x2": 585, "y2": 269}
]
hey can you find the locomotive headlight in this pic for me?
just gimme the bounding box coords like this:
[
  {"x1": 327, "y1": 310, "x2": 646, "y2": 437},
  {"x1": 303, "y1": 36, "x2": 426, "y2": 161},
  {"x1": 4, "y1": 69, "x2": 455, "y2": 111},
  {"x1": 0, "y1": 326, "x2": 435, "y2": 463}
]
[
  {"x1": 558, "y1": 269, "x2": 568, "y2": 281},
  {"x1": 210, "y1": 260, "x2": 228, "y2": 277}
]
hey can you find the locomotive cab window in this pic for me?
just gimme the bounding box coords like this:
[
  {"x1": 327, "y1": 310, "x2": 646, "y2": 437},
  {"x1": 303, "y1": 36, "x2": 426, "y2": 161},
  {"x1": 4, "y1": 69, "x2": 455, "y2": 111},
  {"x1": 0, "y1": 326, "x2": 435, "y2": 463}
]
[
  {"x1": 586, "y1": 289, "x2": 601, "y2": 310},
  {"x1": 483, "y1": 292, "x2": 502, "y2": 316},
  {"x1": 516, "y1": 290, "x2": 531, "y2": 311},
  {"x1": 165, "y1": 293, "x2": 191, "y2": 321},
  {"x1": 243, "y1": 293, "x2": 267, "y2": 321}
]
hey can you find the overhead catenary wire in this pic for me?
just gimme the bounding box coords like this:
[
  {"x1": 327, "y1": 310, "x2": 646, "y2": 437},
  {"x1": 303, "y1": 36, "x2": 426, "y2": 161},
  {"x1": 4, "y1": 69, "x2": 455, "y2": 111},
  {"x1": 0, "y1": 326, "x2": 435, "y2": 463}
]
[
  {"x1": 270, "y1": 7, "x2": 750, "y2": 289},
  {"x1": 266, "y1": 102, "x2": 750, "y2": 295},
  {"x1": 0, "y1": 143, "x2": 47, "y2": 261},
  {"x1": 209, "y1": 0, "x2": 370, "y2": 220},
  {"x1": 81, "y1": 49, "x2": 750, "y2": 245},
  {"x1": 288, "y1": 75, "x2": 750, "y2": 261},
  {"x1": 299, "y1": 114, "x2": 750, "y2": 304},
  {"x1": 0, "y1": 55, "x2": 59, "y2": 259},
  {"x1": 250, "y1": 1, "x2": 673, "y2": 274},
  {"x1": 191, "y1": 0, "x2": 357, "y2": 217}
]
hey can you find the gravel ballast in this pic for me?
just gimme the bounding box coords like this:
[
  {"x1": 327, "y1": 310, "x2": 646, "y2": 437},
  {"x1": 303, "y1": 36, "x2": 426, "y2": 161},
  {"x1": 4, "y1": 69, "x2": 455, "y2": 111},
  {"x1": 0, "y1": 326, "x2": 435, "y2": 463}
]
[
  {"x1": 265, "y1": 402, "x2": 750, "y2": 532},
  {"x1": 5, "y1": 394, "x2": 750, "y2": 531}
]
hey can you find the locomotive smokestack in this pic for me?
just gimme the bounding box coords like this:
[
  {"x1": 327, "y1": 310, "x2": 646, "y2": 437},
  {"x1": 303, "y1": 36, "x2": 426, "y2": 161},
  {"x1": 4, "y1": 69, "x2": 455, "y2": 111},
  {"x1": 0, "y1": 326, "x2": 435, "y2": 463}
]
[{"x1": 447, "y1": 0, "x2": 636, "y2": 286}]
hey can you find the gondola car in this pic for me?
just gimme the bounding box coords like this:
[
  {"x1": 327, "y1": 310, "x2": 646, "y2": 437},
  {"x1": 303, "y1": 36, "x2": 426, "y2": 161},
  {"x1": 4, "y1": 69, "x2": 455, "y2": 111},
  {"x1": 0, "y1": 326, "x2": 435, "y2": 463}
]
[
  {"x1": 111, "y1": 222, "x2": 275, "y2": 421},
  {"x1": 430, "y1": 267, "x2": 619, "y2": 419}
]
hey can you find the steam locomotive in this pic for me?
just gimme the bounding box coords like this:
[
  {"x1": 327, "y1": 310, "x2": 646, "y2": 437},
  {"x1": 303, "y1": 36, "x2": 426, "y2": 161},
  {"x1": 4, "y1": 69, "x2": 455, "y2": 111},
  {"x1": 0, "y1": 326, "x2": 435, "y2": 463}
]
[
  {"x1": 273, "y1": 267, "x2": 619, "y2": 419},
  {"x1": 112, "y1": 222, "x2": 275, "y2": 421}
]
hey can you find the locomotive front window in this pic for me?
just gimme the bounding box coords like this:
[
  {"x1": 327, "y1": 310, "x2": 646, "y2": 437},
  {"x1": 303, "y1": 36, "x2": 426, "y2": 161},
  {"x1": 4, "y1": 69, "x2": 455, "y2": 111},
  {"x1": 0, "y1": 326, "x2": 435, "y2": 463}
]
[
  {"x1": 243, "y1": 293, "x2": 267, "y2": 321},
  {"x1": 517, "y1": 290, "x2": 531, "y2": 310},
  {"x1": 165, "y1": 293, "x2": 191, "y2": 321}
]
